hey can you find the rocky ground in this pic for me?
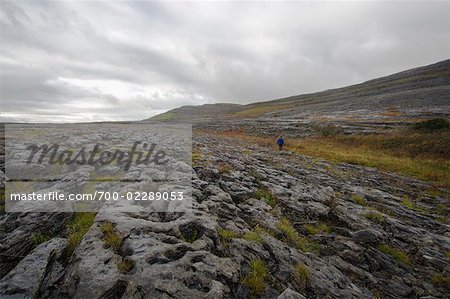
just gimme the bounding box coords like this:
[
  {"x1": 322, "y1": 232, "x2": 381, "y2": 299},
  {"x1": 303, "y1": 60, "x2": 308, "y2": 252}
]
[{"x1": 1, "y1": 125, "x2": 449, "y2": 298}]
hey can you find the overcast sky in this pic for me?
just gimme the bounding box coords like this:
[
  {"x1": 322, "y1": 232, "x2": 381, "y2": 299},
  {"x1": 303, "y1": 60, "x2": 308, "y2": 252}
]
[{"x1": 1, "y1": 1, "x2": 449, "y2": 122}]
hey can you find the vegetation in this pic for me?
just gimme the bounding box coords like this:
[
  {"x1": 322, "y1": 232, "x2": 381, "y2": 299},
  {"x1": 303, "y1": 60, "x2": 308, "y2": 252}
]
[
  {"x1": 181, "y1": 228, "x2": 201, "y2": 243},
  {"x1": 254, "y1": 186, "x2": 278, "y2": 208},
  {"x1": 413, "y1": 118, "x2": 450, "y2": 131},
  {"x1": 316, "y1": 124, "x2": 342, "y2": 137},
  {"x1": 276, "y1": 217, "x2": 319, "y2": 252},
  {"x1": 192, "y1": 150, "x2": 202, "y2": 163},
  {"x1": 363, "y1": 211, "x2": 387, "y2": 224},
  {"x1": 371, "y1": 288, "x2": 383, "y2": 299},
  {"x1": 217, "y1": 129, "x2": 450, "y2": 186},
  {"x1": 67, "y1": 212, "x2": 96, "y2": 257},
  {"x1": 243, "y1": 227, "x2": 265, "y2": 243},
  {"x1": 100, "y1": 221, "x2": 123, "y2": 253},
  {"x1": 218, "y1": 228, "x2": 239, "y2": 244},
  {"x1": 351, "y1": 194, "x2": 367, "y2": 206},
  {"x1": 117, "y1": 258, "x2": 134, "y2": 274},
  {"x1": 304, "y1": 222, "x2": 329, "y2": 235},
  {"x1": 242, "y1": 259, "x2": 269, "y2": 296},
  {"x1": 378, "y1": 244, "x2": 410, "y2": 265},
  {"x1": 32, "y1": 232, "x2": 52, "y2": 245},
  {"x1": 293, "y1": 263, "x2": 309, "y2": 290},
  {"x1": 431, "y1": 274, "x2": 450, "y2": 288},
  {"x1": 218, "y1": 162, "x2": 233, "y2": 174}
]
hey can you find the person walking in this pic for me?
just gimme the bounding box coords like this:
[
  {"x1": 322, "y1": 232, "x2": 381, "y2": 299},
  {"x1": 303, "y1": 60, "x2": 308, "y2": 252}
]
[{"x1": 277, "y1": 136, "x2": 284, "y2": 151}]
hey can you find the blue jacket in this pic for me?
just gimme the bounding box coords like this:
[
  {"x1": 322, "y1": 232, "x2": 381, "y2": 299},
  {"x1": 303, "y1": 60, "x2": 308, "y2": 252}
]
[{"x1": 277, "y1": 138, "x2": 284, "y2": 145}]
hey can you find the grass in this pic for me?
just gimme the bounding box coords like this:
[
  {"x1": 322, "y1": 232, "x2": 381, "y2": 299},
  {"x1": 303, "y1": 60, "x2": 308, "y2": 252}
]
[
  {"x1": 117, "y1": 258, "x2": 134, "y2": 274},
  {"x1": 254, "y1": 186, "x2": 278, "y2": 208},
  {"x1": 100, "y1": 222, "x2": 123, "y2": 253},
  {"x1": 67, "y1": 212, "x2": 96, "y2": 257},
  {"x1": 400, "y1": 197, "x2": 414, "y2": 209},
  {"x1": 192, "y1": 150, "x2": 202, "y2": 163},
  {"x1": 276, "y1": 217, "x2": 319, "y2": 252},
  {"x1": 234, "y1": 105, "x2": 292, "y2": 118},
  {"x1": 242, "y1": 259, "x2": 269, "y2": 296},
  {"x1": 351, "y1": 194, "x2": 367, "y2": 206},
  {"x1": 446, "y1": 250, "x2": 450, "y2": 260},
  {"x1": 293, "y1": 263, "x2": 309, "y2": 290},
  {"x1": 363, "y1": 211, "x2": 387, "y2": 224},
  {"x1": 218, "y1": 228, "x2": 239, "y2": 245},
  {"x1": 304, "y1": 222, "x2": 329, "y2": 235},
  {"x1": 243, "y1": 227, "x2": 265, "y2": 243},
  {"x1": 215, "y1": 129, "x2": 450, "y2": 187},
  {"x1": 218, "y1": 162, "x2": 233, "y2": 174},
  {"x1": 378, "y1": 244, "x2": 410, "y2": 265},
  {"x1": 32, "y1": 232, "x2": 52, "y2": 245},
  {"x1": 431, "y1": 274, "x2": 450, "y2": 288},
  {"x1": 181, "y1": 228, "x2": 201, "y2": 244}
]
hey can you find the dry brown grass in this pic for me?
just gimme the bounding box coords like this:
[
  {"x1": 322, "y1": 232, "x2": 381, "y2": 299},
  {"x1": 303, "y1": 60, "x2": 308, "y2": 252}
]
[{"x1": 211, "y1": 130, "x2": 450, "y2": 187}]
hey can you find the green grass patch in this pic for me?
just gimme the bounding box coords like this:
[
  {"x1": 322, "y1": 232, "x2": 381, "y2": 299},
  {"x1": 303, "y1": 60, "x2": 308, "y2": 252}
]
[
  {"x1": 67, "y1": 212, "x2": 96, "y2": 257},
  {"x1": 192, "y1": 150, "x2": 202, "y2": 165},
  {"x1": 363, "y1": 211, "x2": 387, "y2": 224},
  {"x1": 400, "y1": 197, "x2": 414, "y2": 209},
  {"x1": 304, "y1": 222, "x2": 329, "y2": 235},
  {"x1": 254, "y1": 186, "x2": 278, "y2": 208},
  {"x1": 243, "y1": 227, "x2": 265, "y2": 243},
  {"x1": 32, "y1": 232, "x2": 52, "y2": 245},
  {"x1": 351, "y1": 194, "x2": 367, "y2": 206},
  {"x1": 100, "y1": 221, "x2": 123, "y2": 253},
  {"x1": 431, "y1": 274, "x2": 450, "y2": 288},
  {"x1": 218, "y1": 228, "x2": 239, "y2": 245},
  {"x1": 242, "y1": 259, "x2": 269, "y2": 296},
  {"x1": 276, "y1": 217, "x2": 319, "y2": 252},
  {"x1": 378, "y1": 244, "x2": 410, "y2": 265},
  {"x1": 234, "y1": 104, "x2": 292, "y2": 118},
  {"x1": 117, "y1": 258, "x2": 134, "y2": 274},
  {"x1": 293, "y1": 263, "x2": 309, "y2": 290}
]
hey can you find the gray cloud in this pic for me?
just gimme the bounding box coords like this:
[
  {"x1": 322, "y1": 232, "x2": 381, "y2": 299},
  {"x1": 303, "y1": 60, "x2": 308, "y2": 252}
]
[{"x1": 1, "y1": 1, "x2": 449, "y2": 122}]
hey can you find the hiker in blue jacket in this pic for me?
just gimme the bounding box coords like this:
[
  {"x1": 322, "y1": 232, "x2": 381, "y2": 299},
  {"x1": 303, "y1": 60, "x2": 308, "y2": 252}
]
[{"x1": 277, "y1": 136, "x2": 284, "y2": 151}]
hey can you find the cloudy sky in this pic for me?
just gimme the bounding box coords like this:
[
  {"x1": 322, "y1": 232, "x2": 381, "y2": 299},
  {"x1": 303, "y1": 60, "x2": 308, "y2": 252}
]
[{"x1": 1, "y1": 1, "x2": 449, "y2": 122}]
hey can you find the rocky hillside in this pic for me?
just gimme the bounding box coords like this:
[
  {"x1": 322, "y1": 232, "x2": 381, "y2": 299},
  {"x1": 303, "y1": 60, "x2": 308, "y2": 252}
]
[{"x1": 148, "y1": 59, "x2": 450, "y2": 122}]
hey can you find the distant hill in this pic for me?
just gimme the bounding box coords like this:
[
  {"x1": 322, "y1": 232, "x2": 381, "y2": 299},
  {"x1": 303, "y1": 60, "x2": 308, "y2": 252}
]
[{"x1": 148, "y1": 59, "x2": 450, "y2": 122}]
